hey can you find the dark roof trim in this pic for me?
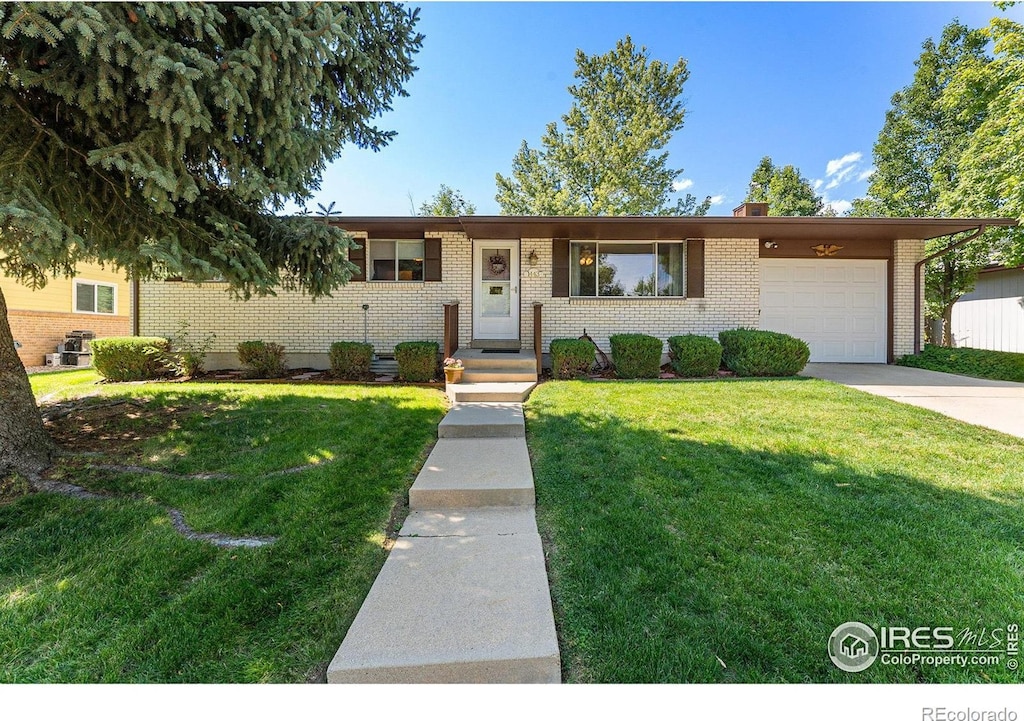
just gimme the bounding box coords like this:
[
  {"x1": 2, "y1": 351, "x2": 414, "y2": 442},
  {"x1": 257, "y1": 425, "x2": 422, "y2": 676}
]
[{"x1": 330, "y1": 215, "x2": 1017, "y2": 243}]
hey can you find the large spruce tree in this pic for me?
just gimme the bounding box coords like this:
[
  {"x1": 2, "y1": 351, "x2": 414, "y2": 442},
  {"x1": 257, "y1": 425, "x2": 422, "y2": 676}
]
[{"x1": 0, "y1": 2, "x2": 422, "y2": 480}]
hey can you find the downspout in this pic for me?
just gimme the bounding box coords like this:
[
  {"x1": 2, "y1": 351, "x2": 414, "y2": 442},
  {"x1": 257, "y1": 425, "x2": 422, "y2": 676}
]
[
  {"x1": 132, "y1": 275, "x2": 140, "y2": 337},
  {"x1": 912, "y1": 224, "x2": 986, "y2": 355}
]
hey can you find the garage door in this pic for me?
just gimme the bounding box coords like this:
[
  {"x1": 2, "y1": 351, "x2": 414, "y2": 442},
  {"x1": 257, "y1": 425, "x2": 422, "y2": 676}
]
[{"x1": 760, "y1": 258, "x2": 887, "y2": 363}]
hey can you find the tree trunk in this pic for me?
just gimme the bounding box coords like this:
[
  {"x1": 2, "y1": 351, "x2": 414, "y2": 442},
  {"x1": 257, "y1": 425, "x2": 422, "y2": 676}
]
[
  {"x1": 941, "y1": 303, "x2": 955, "y2": 348},
  {"x1": 0, "y1": 286, "x2": 56, "y2": 480}
]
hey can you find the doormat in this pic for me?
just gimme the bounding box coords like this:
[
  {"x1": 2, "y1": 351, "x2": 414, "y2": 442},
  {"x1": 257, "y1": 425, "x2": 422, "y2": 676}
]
[{"x1": 480, "y1": 349, "x2": 520, "y2": 354}]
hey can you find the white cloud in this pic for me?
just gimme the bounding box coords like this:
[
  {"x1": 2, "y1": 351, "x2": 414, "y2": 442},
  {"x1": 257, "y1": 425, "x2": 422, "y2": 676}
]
[
  {"x1": 826, "y1": 152, "x2": 863, "y2": 178},
  {"x1": 709, "y1": 194, "x2": 726, "y2": 206},
  {"x1": 825, "y1": 199, "x2": 853, "y2": 216},
  {"x1": 812, "y1": 179, "x2": 824, "y2": 191},
  {"x1": 672, "y1": 178, "x2": 694, "y2": 192},
  {"x1": 857, "y1": 168, "x2": 875, "y2": 182}
]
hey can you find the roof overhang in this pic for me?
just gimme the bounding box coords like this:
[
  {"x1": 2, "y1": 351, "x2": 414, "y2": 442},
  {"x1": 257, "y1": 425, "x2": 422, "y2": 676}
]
[{"x1": 332, "y1": 215, "x2": 1018, "y2": 242}]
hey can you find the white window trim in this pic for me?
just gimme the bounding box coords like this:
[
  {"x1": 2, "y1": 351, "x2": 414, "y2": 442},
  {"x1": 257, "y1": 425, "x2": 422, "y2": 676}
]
[
  {"x1": 73, "y1": 279, "x2": 118, "y2": 315},
  {"x1": 367, "y1": 239, "x2": 426, "y2": 282},
  {"x1": 569, "y1": 239, "x2": 687, "y2": 298}
]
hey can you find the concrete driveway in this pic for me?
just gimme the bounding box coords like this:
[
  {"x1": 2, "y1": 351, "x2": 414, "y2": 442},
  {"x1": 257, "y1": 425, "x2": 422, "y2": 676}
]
[{"x1": 801, "y1": 363, "x2": 1024, "y2": 439}]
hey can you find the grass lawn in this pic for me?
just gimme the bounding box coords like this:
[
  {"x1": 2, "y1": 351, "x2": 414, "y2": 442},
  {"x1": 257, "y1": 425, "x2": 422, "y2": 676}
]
[
  {"x1": 526, "y1": 379, "x2": 1024, "y2": 683},
  {"x1": 28, "y1": 367, "x2": 102, "y2": 403},
  {"x1": 2, "y1": 376, "x2": 447, "y2": 682}
]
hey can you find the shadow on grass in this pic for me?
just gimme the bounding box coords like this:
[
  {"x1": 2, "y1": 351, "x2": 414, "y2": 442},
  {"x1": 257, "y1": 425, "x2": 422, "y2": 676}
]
[
  {"x1": 1, "y1": 383, "x2": 446, "y2": 682},
  {"x1": 528, "y1": 409, "x2": 1024, "y2": 684}
]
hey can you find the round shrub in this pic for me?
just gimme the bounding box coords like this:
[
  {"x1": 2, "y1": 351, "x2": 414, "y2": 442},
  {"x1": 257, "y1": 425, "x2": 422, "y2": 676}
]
[
  {"x1": 330, "y1": 341, "x2": 373, "y2": 380},
  {"x1": 718, "y1": 328, "x2": 810, "y2": 377},
  {"x1": 667, "y1": 335, "x2": 722, "y2": 378},
  {"x1": 237, "y1": 340, "x2": 288, "y2": 379},
  {"x1": 395, "y1": 341, "x2": 438, "y2": 382},
  {"x1": 91, "y1": 337, "x2": 170, "y2": 381},
  {"x1": 609, "y1": 333, "x2": 663, "y2": 379},
  {"x1": 549, "y1": 338, "x2": 595, "y2": 379}
]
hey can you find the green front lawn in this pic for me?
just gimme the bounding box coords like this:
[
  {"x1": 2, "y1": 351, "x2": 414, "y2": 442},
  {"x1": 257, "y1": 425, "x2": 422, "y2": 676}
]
[
  {"x1": 28, "y1": 367, "x2": 102, "y2": 402},
  {"x1": 3, "y1": 378, "x2": 447, "y2": 682},
  {"x1": 526, "y1": 379, "x2": 1024, "y2": 683}
]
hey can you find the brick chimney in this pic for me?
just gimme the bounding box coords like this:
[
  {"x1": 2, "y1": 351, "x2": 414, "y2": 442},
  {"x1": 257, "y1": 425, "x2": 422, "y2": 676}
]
[{"x1": 733, "y1": 202, "x2": 769, "y2": 217}]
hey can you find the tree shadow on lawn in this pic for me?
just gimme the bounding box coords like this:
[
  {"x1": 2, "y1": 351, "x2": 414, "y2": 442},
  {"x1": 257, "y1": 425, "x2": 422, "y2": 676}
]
[
  {"x1": 1, "y1": 385, "x2": 446, "y2": 682},
  {"x1": 528, "y1": 410, "x2": 1024, "y2": 684}
]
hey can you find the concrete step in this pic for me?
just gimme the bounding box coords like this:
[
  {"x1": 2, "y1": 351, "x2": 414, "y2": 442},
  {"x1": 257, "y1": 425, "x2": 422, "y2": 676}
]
[
  {"x1": 454, "y1": 349, "x2": 537, "y2": 372},
  {"x1": 448, "y1": 382, "x2": 536, "y2": 403},
  {"x1": 437, "y1": 403, "x2": 525, "y2": 438},
  {"x1": 327, "y1": 508, "x2": 561, "y2": 684},
  {"x1": 410, "y1": 438, "x2": 535, "y2": 510},
  {"x1": 460, "y1": 369, "x2": 537, "y2": 384}
]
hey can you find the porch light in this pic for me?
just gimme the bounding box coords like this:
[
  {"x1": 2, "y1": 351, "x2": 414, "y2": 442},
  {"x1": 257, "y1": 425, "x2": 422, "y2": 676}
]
[
  {"x1": 579, "y1": 246, "x2": 595, "y2": 266},
  {"x1": 528, "y1": 249, "x2": 539, "y2": 266}
]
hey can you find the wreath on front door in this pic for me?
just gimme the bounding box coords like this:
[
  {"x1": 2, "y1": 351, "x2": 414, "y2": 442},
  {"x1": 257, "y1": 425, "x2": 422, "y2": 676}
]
[{"x1": 488, "y1": 254, "x2": 507, "y2": 276}]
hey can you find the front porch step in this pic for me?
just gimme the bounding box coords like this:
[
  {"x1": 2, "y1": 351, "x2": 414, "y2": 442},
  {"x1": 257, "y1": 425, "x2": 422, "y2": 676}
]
[
  {"x1": 448, "y1": 381, "x2": 536, "y2": 403},
  {"x1": 410, "y1": 438, "x2": 535, "y2": 509},
  {"x1": 461, "y1": 369, "x2": 537, "y2": 384},
  {"x1": 438, "y1": 403, "x2": 525, "y2": 438},
  {"x1": 469, "y1": 339, "x2": 521, "y2": 350},
  {"x1": 327, "y1": 508, "x2": 561, "y2": 684},
  {"x1": 453, "y1": 349, "x2": 537, "y2": 372}
]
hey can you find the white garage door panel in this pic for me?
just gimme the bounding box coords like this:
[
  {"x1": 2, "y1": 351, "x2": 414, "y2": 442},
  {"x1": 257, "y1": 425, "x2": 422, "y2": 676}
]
[{"x1": 760, "y1": 259, "x2": 887, "y2": 363}]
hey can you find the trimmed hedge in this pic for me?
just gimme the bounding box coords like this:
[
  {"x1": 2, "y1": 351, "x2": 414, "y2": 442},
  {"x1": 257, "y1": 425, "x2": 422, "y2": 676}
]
[
  {"x1": 609, "y1": 333, "x2": 663, "y2": 379},
  {"x1": 237, "y1": 340, "x2": 288, "y2": 379},
  {"x1": 330, "y1": 341, "x2": 373, "y2": 380},
  {"x1": 395, "y1": 341, "x2": 438, "y2": 382},
  {"x1": 667, "y1": 335, "x2": 722, "y2": 378},
  {"x1": 897, "y1": 344, "x2": 1024, "y2": 383},
  {"x1": 91, "y1": 337, "x2": 170, "y2": 381},
  {"x1": 550, "y1": 338, "x2": 595, "y2": 379},
  {"x1": 719, "y1": 329, "x2": 810, "y2": 377}
]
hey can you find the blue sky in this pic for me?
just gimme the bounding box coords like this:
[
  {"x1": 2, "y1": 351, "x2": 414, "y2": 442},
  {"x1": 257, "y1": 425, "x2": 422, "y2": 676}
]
[{"x1": 298, "y1": 1, "x2": 1024, "y2": 218}]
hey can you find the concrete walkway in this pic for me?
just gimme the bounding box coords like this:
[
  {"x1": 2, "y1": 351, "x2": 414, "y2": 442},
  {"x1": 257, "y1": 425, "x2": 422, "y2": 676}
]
[
  {"x1": 327, "y1": 399, "x2": 561, "y2": 683},
  {"x1": 801, "y1": 363, "x2": 1024, "y2": 439}
]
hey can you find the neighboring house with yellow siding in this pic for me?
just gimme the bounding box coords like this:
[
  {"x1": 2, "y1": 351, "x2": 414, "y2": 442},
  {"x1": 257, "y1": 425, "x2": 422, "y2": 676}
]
[{"x1": 2, "y1": 262, "x2": 133, "y2": 366}]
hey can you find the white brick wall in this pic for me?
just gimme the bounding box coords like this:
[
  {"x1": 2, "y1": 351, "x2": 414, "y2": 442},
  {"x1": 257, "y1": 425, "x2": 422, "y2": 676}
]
[
  {"x1": 140, "y1": 232, "x2": 925, "y2": 366},
  {"x1": 893, "y1": 238, "x2": 926, "y2": 358},
  {"x1": 140, "y1": 231, "x2": 472, "y2": 368}
]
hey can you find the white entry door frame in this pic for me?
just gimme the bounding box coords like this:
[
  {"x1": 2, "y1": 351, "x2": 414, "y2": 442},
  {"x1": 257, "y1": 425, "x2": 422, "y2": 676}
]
[{"x1": 472, "y1": 239, "x2": 520, "y2": 341}]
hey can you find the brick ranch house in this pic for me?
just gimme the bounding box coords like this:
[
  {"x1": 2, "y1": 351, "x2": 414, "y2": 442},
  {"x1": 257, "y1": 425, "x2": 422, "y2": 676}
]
[{"x1": 137, "y1": 204, "x2": 1015, "y2": 369}]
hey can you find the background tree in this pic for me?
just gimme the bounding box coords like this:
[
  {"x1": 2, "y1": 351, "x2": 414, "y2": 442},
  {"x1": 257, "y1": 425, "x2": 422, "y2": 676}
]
[
  {"x1": 417, "y1": 184, "x2": 476, "y2": 216},
  {"x1": 850, "y1": 20, "x2": 994, "y2": 346},
  {"x1": 943, "y1": 15, "x2": 1024, "y2": 266},
  {"x1": 0, "y1": 2, "x2": 422, "y2": 480},
  {"x1": 494, "y1": 36, "x2": 710, "y2": 216},
  {"x1": 745, "y1": 156, "x2": 824, "y2": 216}
]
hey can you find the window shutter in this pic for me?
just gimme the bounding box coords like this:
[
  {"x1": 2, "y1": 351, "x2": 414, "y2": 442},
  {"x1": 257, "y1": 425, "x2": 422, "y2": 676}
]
[
  {"x1": 686, "y1": 239, "x2": 705, "y2": 298},
  {"x1": 424, "y1": 238, "x2": 442, "y2": 281},
  {"x1": 551, "y1": 239, "x2": 570, "y2": 297},
  {"x1": 349, "y1": 239, "x2": 366, "y2": 282}
]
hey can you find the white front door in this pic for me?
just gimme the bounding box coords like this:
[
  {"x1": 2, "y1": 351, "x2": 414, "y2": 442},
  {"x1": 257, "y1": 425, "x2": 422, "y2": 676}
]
[
  {"x1": 472, "y1": 240, "x2": 520, "y2": 341},
  {"x1": 760, "y1": 258, "x2": 887, "y2": 363}
]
